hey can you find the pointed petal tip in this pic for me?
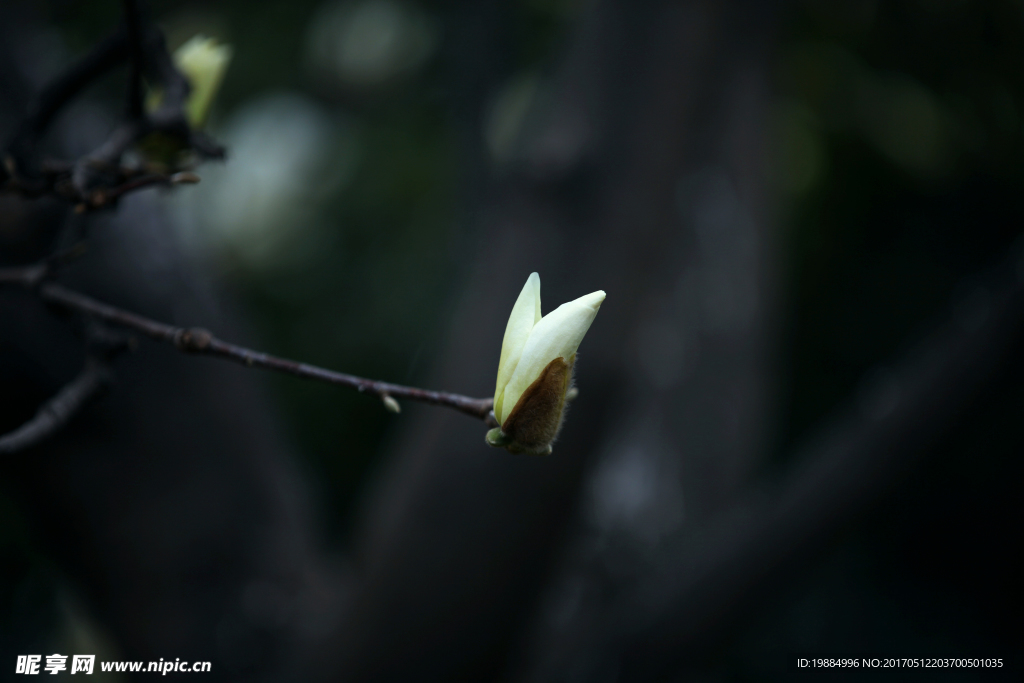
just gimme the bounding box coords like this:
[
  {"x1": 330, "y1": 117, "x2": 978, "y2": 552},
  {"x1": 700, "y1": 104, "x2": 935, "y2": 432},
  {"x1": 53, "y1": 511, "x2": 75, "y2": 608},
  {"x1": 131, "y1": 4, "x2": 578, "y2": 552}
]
[
  {"x1": 521, "y1": 272, "x2": 541, "y2": 294},
  {"x1": 577, "y1": 290, "x2": 606, "y2": 309}
]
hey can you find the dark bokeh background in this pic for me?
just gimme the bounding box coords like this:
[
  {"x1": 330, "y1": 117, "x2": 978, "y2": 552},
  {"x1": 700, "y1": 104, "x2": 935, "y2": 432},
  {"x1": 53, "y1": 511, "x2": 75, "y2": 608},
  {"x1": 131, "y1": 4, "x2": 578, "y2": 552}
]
[{"x1": 2, "y1": 0, "x2": 1022, "y2": 681}]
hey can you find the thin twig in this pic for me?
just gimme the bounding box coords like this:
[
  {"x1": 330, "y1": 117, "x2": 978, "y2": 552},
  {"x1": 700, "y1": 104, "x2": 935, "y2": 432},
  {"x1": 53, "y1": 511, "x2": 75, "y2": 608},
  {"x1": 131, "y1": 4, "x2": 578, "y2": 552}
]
[
  {"x1": 0, "y1": 358, "x2": 112, "y2": 455},
  {"x1": 0, "y1": 267, "x2": 496, "y2": 423},
  {"x1": 75, "y1": 170, "x2": 200, "y2": 212}
]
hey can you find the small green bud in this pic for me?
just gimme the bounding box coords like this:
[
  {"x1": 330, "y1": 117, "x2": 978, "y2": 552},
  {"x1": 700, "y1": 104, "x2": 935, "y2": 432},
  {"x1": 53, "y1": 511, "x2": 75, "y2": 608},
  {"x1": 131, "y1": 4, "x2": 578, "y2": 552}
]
[
  {"x1": 382, "y1": 395, "x2": 401, "y2": 413},
  {"x1": 485, "y1": 428, "x2": 512, "y2": 448}
]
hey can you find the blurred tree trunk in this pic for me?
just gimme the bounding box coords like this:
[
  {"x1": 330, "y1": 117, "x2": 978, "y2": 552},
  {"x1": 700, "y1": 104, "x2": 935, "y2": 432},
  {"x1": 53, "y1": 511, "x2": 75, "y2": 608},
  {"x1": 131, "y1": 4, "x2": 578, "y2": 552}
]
[{"x1": 333, "y1": 0, "x2": 779, "y2": 680}]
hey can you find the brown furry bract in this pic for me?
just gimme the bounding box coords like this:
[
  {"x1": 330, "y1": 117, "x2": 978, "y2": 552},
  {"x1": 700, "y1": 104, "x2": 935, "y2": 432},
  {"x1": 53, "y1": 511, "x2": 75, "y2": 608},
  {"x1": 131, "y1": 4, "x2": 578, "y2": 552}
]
[{"x1": 500, "y1": 356, "x2": 574, "y2": 454}]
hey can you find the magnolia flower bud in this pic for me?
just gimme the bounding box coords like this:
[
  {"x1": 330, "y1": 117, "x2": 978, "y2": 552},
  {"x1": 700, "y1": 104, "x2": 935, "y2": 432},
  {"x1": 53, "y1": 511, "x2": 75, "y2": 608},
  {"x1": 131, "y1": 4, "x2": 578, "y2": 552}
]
[
  {"x1": 173, "y1": 35, "x2": 233, "y2": 128},
  {"x1": 486, "y1": 273, "x2": 605, "y2": 455}
]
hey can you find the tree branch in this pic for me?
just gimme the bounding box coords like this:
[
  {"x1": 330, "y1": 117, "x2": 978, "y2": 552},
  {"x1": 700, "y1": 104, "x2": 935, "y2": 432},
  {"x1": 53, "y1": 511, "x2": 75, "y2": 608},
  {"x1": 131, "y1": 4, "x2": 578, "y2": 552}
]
[
  {"x1": 0, "y1": 357, "x2": 112, "y2": 455},
  {"x1": 0, "y1": 266, "x2": 496, "y2": 424}
]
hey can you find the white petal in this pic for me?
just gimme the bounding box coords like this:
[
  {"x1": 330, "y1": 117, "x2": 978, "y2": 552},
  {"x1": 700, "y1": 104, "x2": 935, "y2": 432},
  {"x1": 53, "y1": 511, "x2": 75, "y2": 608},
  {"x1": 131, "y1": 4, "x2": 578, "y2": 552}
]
[
  {"x1": 175, "y1": 36, "x2": 233, "y2": 127},
  {"x1": 494, "y1": 273, "x2": 542, "y2": 423},
  {"x1": 501, "y1": 289, "x2": 604, "y2": 421}
]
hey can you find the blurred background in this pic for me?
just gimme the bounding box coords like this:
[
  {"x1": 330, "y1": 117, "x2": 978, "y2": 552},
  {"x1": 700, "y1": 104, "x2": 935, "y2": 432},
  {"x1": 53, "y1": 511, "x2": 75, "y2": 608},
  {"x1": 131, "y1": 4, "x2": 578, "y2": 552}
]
[{"x1": 1, "y1": 0, "x2": 1022, "y2": 680}]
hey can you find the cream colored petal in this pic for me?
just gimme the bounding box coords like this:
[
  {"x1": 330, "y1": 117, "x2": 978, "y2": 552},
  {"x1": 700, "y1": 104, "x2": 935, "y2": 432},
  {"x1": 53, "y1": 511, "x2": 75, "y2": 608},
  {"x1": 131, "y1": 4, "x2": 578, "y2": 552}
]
[
  {"x1": 175, "y1": 36, "x2": 233, "y2": 128},
  {"x1": 501, "y1": 290, "x2": 604, "y2": 420},
  {"x1": 494, "y1": 272, "x2": 542, "y2": 423}
]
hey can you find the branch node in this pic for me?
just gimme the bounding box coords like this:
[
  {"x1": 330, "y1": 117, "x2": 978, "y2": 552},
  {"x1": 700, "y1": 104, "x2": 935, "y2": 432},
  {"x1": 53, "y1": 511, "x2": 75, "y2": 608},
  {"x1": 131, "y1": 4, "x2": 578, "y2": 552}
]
[{"x1": 174, "y1": 327, "x2": 213, "y2": 352}]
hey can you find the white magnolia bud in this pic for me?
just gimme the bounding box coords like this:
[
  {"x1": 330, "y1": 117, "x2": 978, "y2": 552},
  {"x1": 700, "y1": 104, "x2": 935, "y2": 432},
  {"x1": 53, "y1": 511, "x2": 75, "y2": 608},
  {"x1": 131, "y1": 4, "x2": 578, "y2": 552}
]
[
  {"x1": 487, "y1": 273, "x2": 605, "y2": 455},
  {"x1": 173, "y1": 35, "x2": 233, "y2": 128}
]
